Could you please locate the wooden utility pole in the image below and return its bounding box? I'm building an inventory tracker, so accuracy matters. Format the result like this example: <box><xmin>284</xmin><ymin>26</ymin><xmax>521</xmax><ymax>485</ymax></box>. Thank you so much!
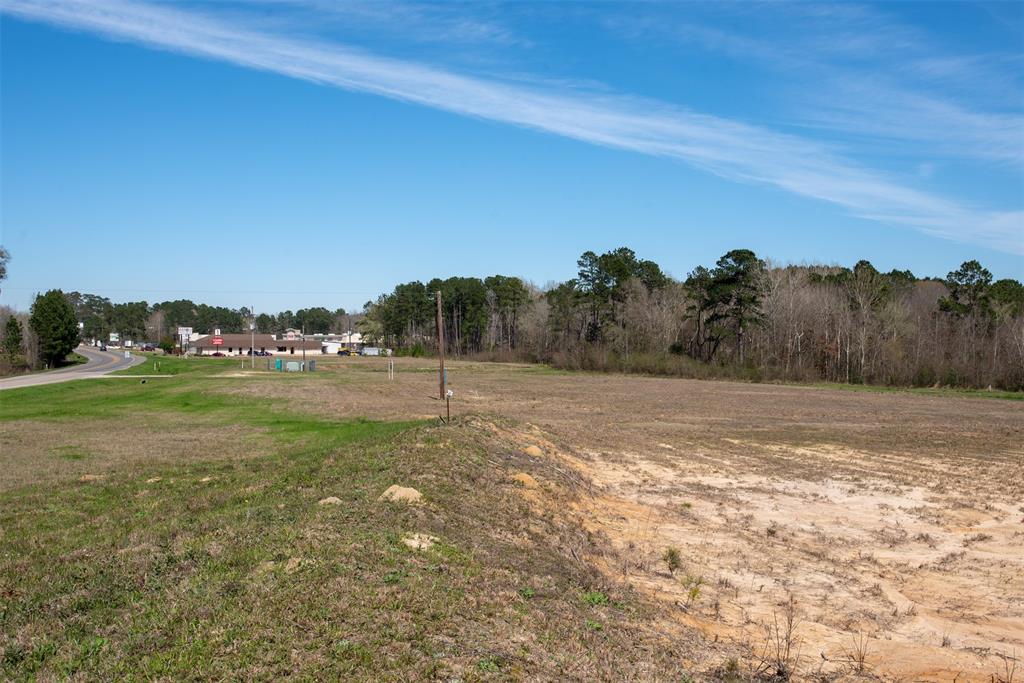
<box><xmin>436</xmin><ymin>291</ymin><xmax>445</xmax><ymax>400</ymax></box>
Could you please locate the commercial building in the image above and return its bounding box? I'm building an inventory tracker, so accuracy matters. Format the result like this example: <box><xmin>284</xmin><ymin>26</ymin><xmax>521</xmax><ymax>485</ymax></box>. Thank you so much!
<box><xmin>313</xmin><ymin>332</ymin><xmax>364</xmax><ymax>354</ymax></box>
<box><xmin>190</xmin><ymin>334</ymin><xmax>323</xmax><ymax>356</ymax></box>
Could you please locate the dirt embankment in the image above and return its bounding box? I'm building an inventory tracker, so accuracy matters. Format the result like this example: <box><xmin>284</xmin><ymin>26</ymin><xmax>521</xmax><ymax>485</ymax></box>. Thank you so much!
<box><xmin>495</xmin><ymin>420</ymin><xmax>1022</xmax><ymax>682</ymax></box>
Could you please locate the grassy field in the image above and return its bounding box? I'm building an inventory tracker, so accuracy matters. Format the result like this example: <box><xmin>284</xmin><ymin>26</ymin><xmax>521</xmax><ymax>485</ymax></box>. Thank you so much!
<box><xmin>810</xmin><ymin>380</ymin><xmax>1024</xmax><ymax>401</ymax></box>
<box><xmin>0</xmin><ymin>365</ymin><xmax>699</xmax><ymax>680</ymax></box>
<box><xmin>190</xmin><ymin>354</ymin><xmax>1023</xmax><ymax>681</ymax></box>
<box><xmin>3</xmin><ymin>355</ymin><xmax>1022</xmax><ymax>680</ymax></box>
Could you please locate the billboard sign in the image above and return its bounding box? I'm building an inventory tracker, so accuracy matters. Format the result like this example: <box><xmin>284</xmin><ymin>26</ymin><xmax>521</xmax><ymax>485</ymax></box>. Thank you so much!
<box><xmin>109</xmin><ymin>332</ymin><xmax>120</xmax><ymax>343</ymax></box>
<box><xmin>176</xmin><ymin>326</ymin><xmax>192</xmax><ymax>339</ymax></box>
<box><xmin>212</xmin><ymin>336</ymin><xmax>224</xmax><ymax>346</ymax></box>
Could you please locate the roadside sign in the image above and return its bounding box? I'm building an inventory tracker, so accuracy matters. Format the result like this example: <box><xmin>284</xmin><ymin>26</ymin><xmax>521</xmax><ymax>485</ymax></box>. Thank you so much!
<box><xmin>177</xmin><ymin>326</ymin><xmax>192</xmax><ymax>338</ymax></box>
<box><xmin>109</xmin><ymin>332</ymin><xmax>120</xmax><ymax>343</ymax></box>
<box><xmin>212</xmin><ymin>337</ymin><xmax>224</xmax><ymax>346</ymax></box>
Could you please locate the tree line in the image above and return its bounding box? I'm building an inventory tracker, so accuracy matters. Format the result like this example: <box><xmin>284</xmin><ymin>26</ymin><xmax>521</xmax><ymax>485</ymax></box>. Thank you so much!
<box><xmin>361</xmin><ymin>248</ymin><xmax>1023</xmax><ymax>390</ymax></box>
<box><xmin>2</xmin><ymin>245</ymin><xmax>1022</xmax><ymax>389</ymax></box>
<box><xmin>1</xmin><ymin>283</ymin><xmax>356</xmax><ymax>372</ymax></box>
<box><xmin>62</xmin><ymin>294</ymin><xmax>353</xmax><ymax>345</ymax></box>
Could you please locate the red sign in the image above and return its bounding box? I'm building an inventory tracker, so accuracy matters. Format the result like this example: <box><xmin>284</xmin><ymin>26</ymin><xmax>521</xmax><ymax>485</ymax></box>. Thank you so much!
<box><xmin>212</xmin><ymin>336</ymin><xmax>224</xmax><ymax>346</ymax></box>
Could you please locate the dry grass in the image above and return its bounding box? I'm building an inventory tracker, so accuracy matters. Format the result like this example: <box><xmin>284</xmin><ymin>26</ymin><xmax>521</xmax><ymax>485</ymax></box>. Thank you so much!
<box><xmin>3</xmin><ymin>355</ymin><xmax>1021</xmax><ymax>680</ymax></box>
<box><xmin>0</xmin><ymin>417</ymin><xmax>271</xmax><ymax>491</ymax></box>
<box><xmin>220</xmin><ymin>356</ymin><xmax>1024</xmax><ymax>680</ymax></box>
<box><xmin>0</xmin><ymin>371</ymin><xmax>722</xmax><ymax>680</ymax></box>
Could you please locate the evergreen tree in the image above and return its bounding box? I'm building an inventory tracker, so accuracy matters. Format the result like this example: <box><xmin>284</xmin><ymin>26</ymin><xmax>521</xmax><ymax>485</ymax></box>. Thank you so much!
<box><xmin>29</xmin><ymin>289</ymin><xmax>79</xmax><ymax>367</ymax></box>
<box><xmin>3</xmin><ymin>315</ymin><xmax>24</xmax><ymax>359</ymax></box>
<box><xmin>940</xmin><ymin>260</ymin><xmax>993</xmax><ymax>317</ymax></box>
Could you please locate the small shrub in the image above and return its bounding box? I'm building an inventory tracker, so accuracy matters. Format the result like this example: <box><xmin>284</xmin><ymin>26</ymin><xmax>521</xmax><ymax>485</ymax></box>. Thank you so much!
<box><xmin>912</xmin><ymin>365</ymin><xmax>937</xmax><ymax>387</ymax></box>
<box><xmin>396</xmin><ymin>343</ymin><xmax>427</xmax><ymax>358</ymax></box>
<box><xmin>682</xmin><ymin>575</ymin><xmax>704</xmax><ymax>607</ymax></box>
<box><xmin>518</xmin><ymin>586</ymin><xmax>535</xmax><ymax>599</ymax></box>
<box><xmin>662</xmin><ymin>546</ymin><xmax>681</xmax><ymax>575</ymax></box>
<box><xmin>582</xmin><ymin>590</ymin><xmax>608</xmax><ymax>606</ymax></box>
<box><xmin>717</xmin><ymin>658</ymin><xmax>743</xmax><ymax>683</ymax></box>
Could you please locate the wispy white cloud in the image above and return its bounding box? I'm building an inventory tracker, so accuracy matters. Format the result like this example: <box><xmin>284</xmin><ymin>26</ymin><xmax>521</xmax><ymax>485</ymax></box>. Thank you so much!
<box><xmin>253</xmin><ymin>0</ymin><xmax>530</xmax><ymax>49</ymax></box>
<box><xmin>798</xmin><ymin>78</ymin><xmax>1024</xmax><ymax>166</ymax></box>
<box><xmin>2</xmin><ymin>0</ymin><xmax>1022</xmax><ymax>255</ymax></box>
<box><xmin>601</xmin><ymin>4</ymin><xmax>1024</xmax><ymax>167</ymax></box>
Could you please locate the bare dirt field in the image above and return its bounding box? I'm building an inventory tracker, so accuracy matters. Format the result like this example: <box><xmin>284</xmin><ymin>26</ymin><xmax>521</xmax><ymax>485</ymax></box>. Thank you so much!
<box><xmin>228</xmin><ymin>357</ymin><xmax>1024</xmax><ymax>680</ymax></box>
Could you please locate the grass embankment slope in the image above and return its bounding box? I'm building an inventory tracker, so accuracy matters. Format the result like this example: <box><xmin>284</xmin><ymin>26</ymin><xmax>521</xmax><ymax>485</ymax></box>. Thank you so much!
<box><xmin>0</xmin><ymin>368</ymin><xmax>694</xmax><ymax>680</ymax></box>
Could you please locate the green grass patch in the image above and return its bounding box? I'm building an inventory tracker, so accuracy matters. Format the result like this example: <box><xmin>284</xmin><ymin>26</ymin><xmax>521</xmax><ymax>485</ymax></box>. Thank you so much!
<box><xmin>114</xmin><ymin>353</ymin><xmax>246</xmax><ymax>376</ymax></box>
<box><xmin>811</xmin><ymin>382</ymin><xmax>1023</xmax><ymax>401</ymax></box>
<box><xmin>48</xmin><ymin>445</ymin><xmax>90</xmax><ymax>461</ymax></box>
<box><xmin>117</xmin><ymin>353</ymin><xmax>350</xmax><ymax>383</ymax></box>
<box><xmin>0</xmin><ymin>374</ymin><xmax>694</xmax><ymax>679</ymax></box>
<box><xmin>0</xmin><ymin>375</ymin><xmax>415</xmax><ymax>453</ymax></box>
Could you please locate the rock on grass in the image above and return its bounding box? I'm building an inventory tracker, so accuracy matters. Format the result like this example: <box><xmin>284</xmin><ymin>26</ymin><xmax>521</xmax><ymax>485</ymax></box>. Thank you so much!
<box><xmin>378</xmin><ymin>485</ymin><xmax>422</xmax><ymax>504</ymax></box>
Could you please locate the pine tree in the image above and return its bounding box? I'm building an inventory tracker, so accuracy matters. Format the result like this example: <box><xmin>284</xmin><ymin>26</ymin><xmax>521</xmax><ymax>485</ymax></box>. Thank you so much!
<box><xmin>29</xmin><ymin>290</ymin><xmax>79</xmax><ymax>367</ymax></box>
<box><xmin>3</xmin><ymin>315</ymin><xmax>24</xmax><ymax>359</ymax></box>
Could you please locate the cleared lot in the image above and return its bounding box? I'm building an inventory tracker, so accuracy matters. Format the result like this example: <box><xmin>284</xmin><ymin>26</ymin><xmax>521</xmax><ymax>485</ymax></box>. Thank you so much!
<box><xmin>234</xmin><ymin>356</ymin><xmax>1024</xmax><ymax>680</ymax></box>
<box><xmin>2</xmin><ymin>354</ymin><xmax>1021</xmax><ymax>680</ymax></box>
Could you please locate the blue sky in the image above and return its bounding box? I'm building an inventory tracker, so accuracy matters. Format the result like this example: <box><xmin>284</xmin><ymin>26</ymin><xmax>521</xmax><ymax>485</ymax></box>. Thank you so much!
<box><xmin>1</xmin><ymin>0</ymin><xmax>1022</xmax><ymax>314</ymax></box>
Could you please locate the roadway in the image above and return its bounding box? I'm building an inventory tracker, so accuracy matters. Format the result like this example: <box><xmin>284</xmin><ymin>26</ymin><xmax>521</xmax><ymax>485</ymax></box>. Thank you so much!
<box><xmin>0</xmin><ymin>345</ymin><xmax>145</xmax><ymax>391</ymax></box>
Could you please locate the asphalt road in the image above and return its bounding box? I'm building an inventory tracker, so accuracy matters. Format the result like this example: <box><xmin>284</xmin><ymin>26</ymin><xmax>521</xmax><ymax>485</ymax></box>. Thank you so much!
<box><xmin>0</xmin><ymin>346</ymin><xmax>145</xmax><ymax>391</ymax></box>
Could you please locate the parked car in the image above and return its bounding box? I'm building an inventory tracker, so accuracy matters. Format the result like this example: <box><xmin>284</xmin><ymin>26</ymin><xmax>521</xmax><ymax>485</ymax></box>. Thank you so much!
<box><xmin>141</xmin><ymin>344</ymin><xmax>156</xmax><ymax>352</ymax></box>
<box><xmin>337</xmin><ymin>349</ymin><xmax>353</xmax><ymax>356</ymax></box>
<box><xmin>211</xmin><ymin>352</ymin><xmax>225</xmax><ymax>357</ymax></box>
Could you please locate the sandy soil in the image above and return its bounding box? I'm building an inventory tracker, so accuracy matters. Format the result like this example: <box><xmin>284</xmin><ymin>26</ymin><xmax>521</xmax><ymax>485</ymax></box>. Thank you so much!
<box><xmin>220</xmin><ymin>358</ymin><xmax>1023</xmax><ymax>679</ymax></box>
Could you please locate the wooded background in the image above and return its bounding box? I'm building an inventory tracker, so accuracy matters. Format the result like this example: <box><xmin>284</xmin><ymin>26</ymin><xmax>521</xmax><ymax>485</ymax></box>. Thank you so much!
<box><xmin>4</xmin><ymin>248</ymin><xmax>1021</xmax><ymax>390</ymax></box>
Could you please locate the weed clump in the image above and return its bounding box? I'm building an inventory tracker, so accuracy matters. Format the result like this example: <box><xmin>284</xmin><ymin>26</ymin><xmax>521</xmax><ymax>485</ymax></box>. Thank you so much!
<box><xmin>662</xmin><ymin>546</ymin><xmax>682</xmax><ymax>575</ymax></box>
